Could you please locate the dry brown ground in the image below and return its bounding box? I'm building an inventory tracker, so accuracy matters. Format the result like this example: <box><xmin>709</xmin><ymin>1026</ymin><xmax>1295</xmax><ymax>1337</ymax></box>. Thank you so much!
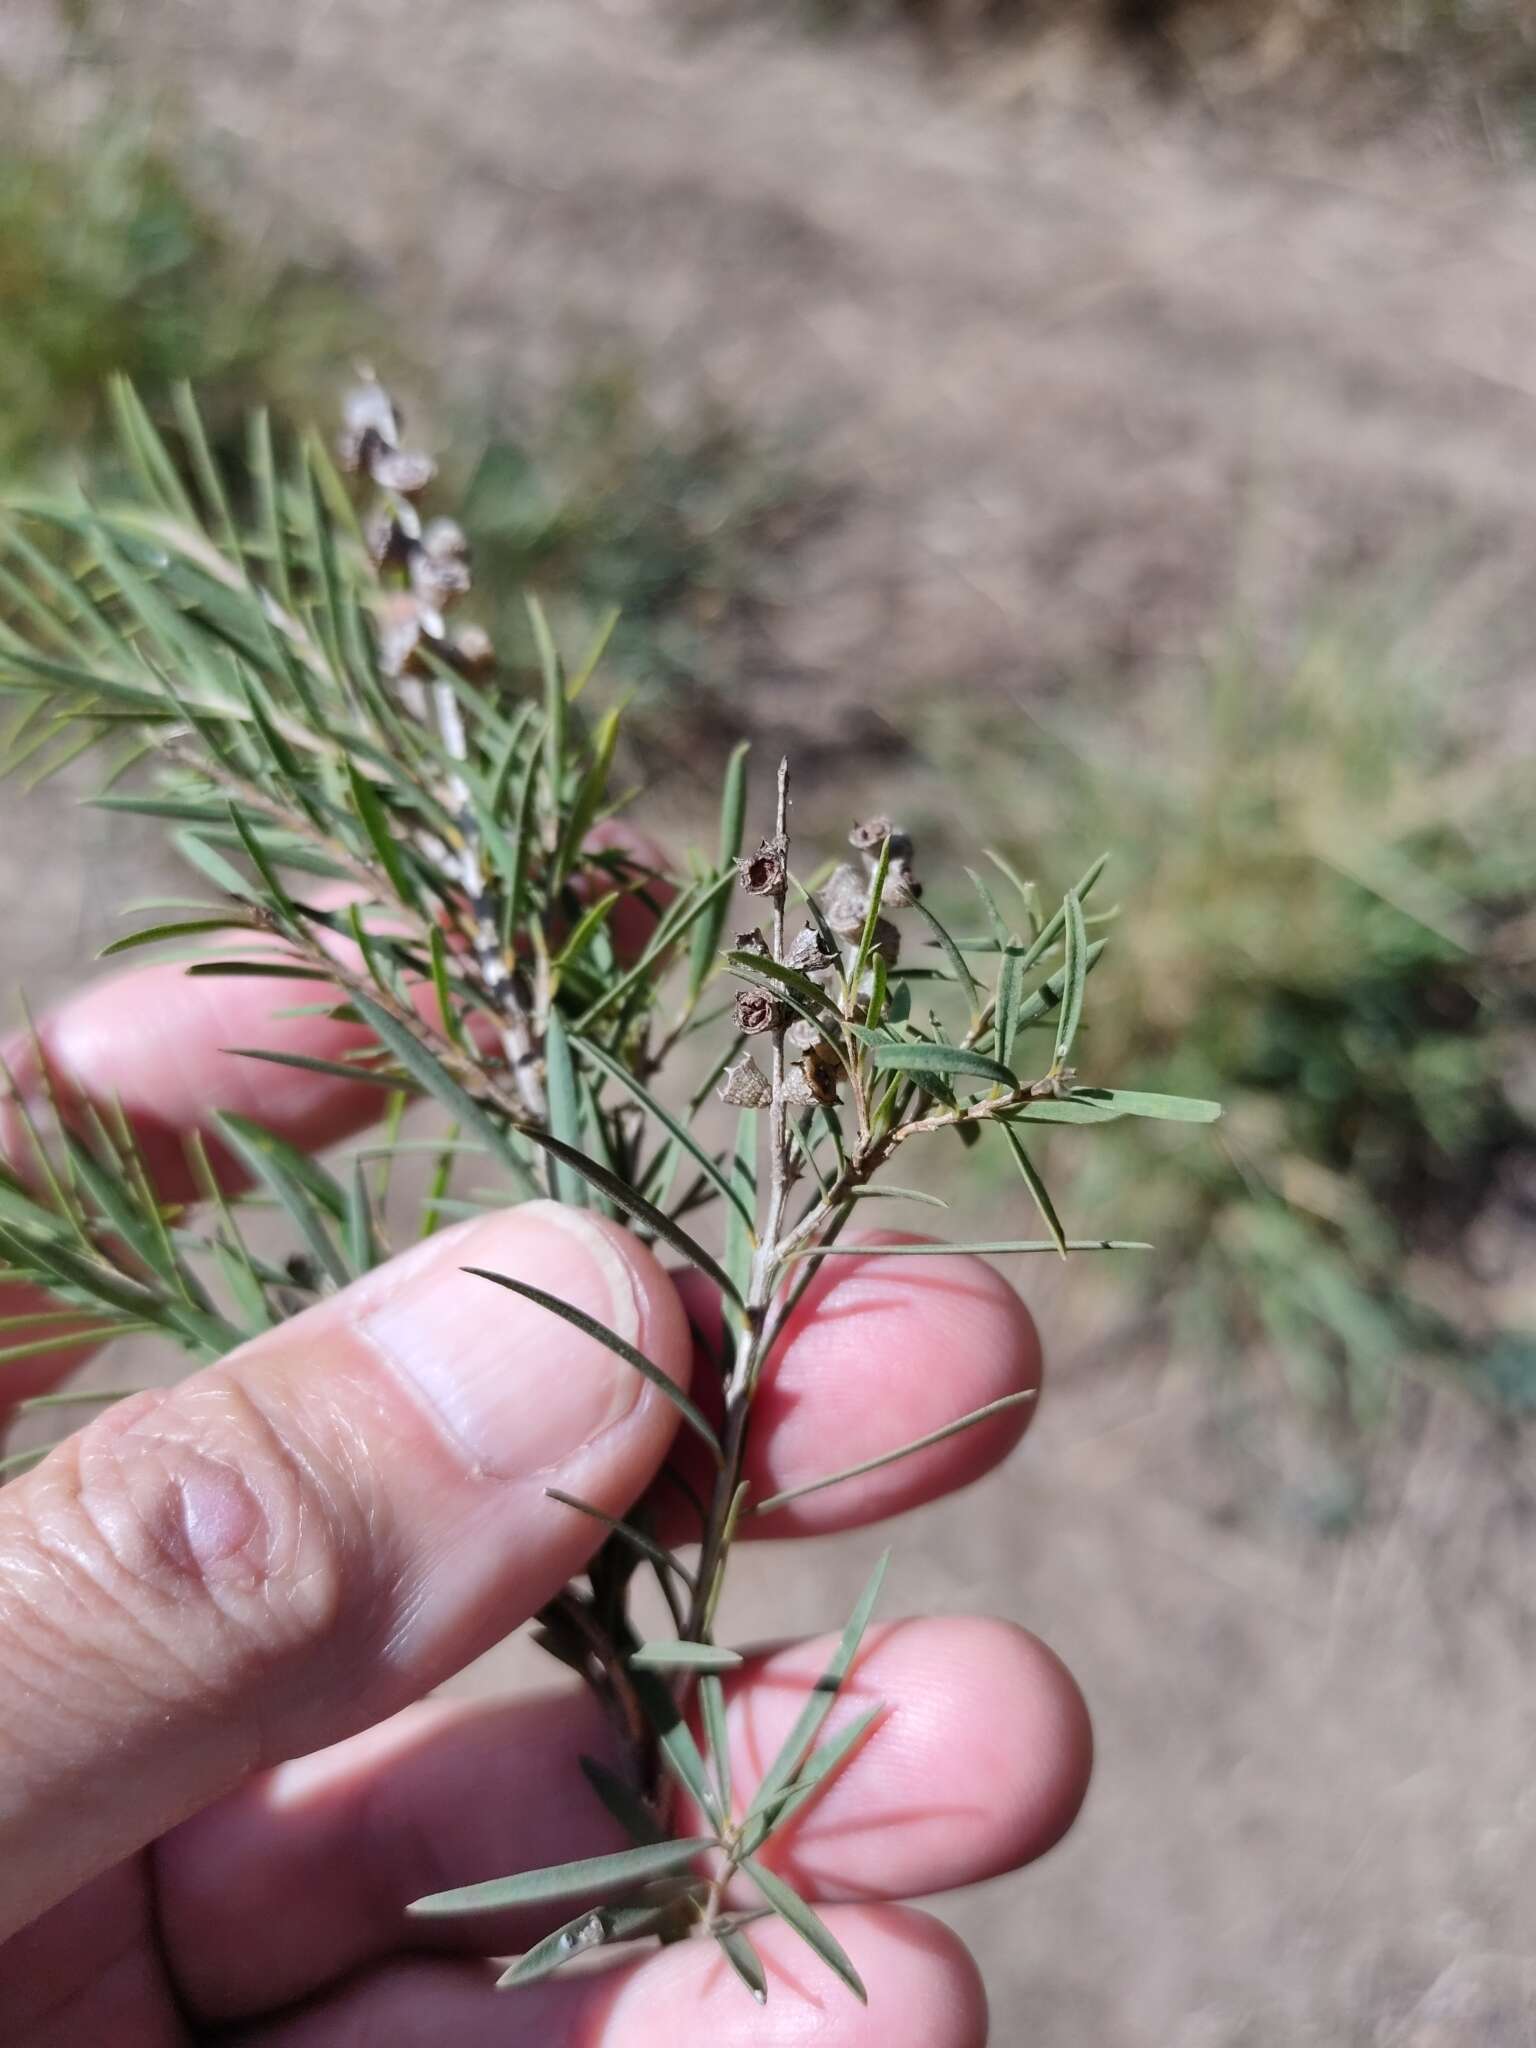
<box><xmin>5</xmin><ymin>2</ymin><xmax>1536</xmax><ymax>2039</ymax></box>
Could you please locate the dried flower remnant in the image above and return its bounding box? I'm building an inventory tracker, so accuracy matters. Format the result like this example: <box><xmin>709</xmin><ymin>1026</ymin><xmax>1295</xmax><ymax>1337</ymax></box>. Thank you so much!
<box><xmin>0</xmin><ymin>373</ymin><xmax>1221</xmax><ymax>2010</ymax></box>
<box><xmin>786</xmin><ymin>921</ymin><xmax>837</xmax><ymax>974</ymax></box>
<box><xmin>719</xmin><ymin>1053</ymin><xmax>772</xmax><ymax>1108</ymax></box>
<box><xmin>739</xmin><ymin>837</ymin><xmax>787</xmax><ymax>896</ymax></box>
<box><xmin>787</xmin><ymin>1042</ymin><xmax>842</xmax><ymax>1106</ymax></box>
<box><xmin>821</xmin><ymin>863</ymin><xmax>868</xmax><ymax>937</ymax></box>
<box><xmin>734</xmin><ymin>988</ymin><xmax>782</xmax><ymax>1036</ymax></box>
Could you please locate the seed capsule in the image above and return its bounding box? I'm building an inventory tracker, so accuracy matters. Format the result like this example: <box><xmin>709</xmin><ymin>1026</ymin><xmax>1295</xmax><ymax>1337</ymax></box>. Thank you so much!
<box><xmin>719</xmin><ymin>1055</ymin><xmax>771</xmax><ymax>1108</ymax></box>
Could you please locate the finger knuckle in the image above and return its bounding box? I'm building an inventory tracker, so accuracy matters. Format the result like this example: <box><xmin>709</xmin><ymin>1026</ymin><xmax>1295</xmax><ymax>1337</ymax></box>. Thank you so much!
<box><xmin>4</xmin><ymin>1379</ymin><xmax>359</xmax><ymax>1718</ymax></box>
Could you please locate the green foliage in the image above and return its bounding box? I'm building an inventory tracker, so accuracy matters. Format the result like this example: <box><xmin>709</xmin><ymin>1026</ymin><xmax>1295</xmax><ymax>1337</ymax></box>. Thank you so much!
<box><xmin>458</xmin><ymin>365</ymin><xmax>814</xmax><ymax>702</ymax></box>
<box><xmin>0</xmin><ymin>380</ymin><xmax>1215</xmax><ymax>1996</ymax></box>
<box><xmin>0</xmin><ymin>110</ymin><xmax>358</xmax><ymax>482</ymax></box>
<box><xmin>930</xmin><ymin>631</ymin><xmax>1535</xmax><ymax>1434</ymax></box>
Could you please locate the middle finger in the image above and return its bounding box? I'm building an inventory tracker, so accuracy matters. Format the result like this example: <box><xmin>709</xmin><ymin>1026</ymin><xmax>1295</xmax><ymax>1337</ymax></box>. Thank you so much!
<box><xmin>155</xmin><ymin>1614</ymin><xmax>1090</xmax><ymax>2023</ymax></box>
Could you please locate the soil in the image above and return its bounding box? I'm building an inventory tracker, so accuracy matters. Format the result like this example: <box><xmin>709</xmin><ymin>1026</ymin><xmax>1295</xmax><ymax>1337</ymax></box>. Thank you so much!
<box><xmin>5</xmin><ymin>2</ymin><xmax>1536</xmax><ymax>2037</ymax></box>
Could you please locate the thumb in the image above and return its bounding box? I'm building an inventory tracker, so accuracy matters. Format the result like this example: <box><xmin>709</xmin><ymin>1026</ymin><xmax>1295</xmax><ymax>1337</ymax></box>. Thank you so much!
<box><xmin>0</xmin><ymin>1201</ymin><xmax>690</xmax><ymax>1940</ymax></box>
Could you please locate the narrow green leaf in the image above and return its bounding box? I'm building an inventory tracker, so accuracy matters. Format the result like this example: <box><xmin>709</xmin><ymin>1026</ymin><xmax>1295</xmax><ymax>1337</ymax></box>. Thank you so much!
<box><xmin>16</xmin><ymin>1386</ymin><xmax>142</xmax><ymax>1411</ymax></box>
<box><xmin>765</xmin><ymin>1702</ymin><xmax>884</xmax><ymax>1831</ymax></box>
<box><xmin>579</xmin><ymin>1756</ymin><xmax>666</xmax><ymax>1846</ymax></box>
<box><xmin>346</xmin><ymin>760</ymin><xmax>415</xmax><ymax>903</ymax></box>
<box><xmin>1011</xmin><ymin>1090</ymin><xmax>1222</xmax><ymax>1126</ymax></box>
<box><xmin>870</xmin><ymin>1043</ymin><xmax>1015</xmax><ymax>1088</ymax></box>
<box><xmin>226</xmin><ymin>1046</ymin><xmax>403</xmax><ymax>1091</ymax></box>
<box><xmin>248</xmin><ymin>408</ymin><xmax>292</xmax><ymax>613</ymax></box>
<box><xmin>631</xmin><ymin>1669</ymin><xmax>724</xmax><ymax>1829</ymax></box>
<box><xmin>998</xmin><ymin>1122</ymin><xmax>1068</xmax><ymax>1258</ymax></box>
<box><xmin>0</xmin><ymin>1323</ymin><xmax>153</xmax><ymax>1365</ymax></box>
<box><xmin>741</xmin><ymin>1701</ymin><xmax>885</xmax><ymax>1856</ymax></box>
<box><xmin>555</xmin><ymin>704</ymin><xmax>621</xmax><ymax>886</ymax></box>
<box><xmin>542</xmin><ymin>1010</ymin><xmax>587</xmax><ymax>1209</ymax></box>
<box><xmin>567</xmin><ymin>605</ymin><xmax>621</xmax><ymax>700</ymax></box>
<box><xmin>508</xmin><ymin>1126</ymin><xmax>746</xmax><ymax>1309</ymax></box>
<box><xmin>1015</xmin><ymin>852</ymin><xmax>1110</xmax><ymax>977</ymax></box>
<box><xmin>849</xmin><ymin>832</ymin><xmax>892</xmax><ymax>1001</ymax></box>
<box><xmin>225</xmin><ymin>803</ymin><xmax>298</xmax><ymax>922</ymax></box>
<box><xmin>911</xmin><ymin>894</ymin><xmax>982</xmax><ymax>1016</ymax></box>
<box><xmin>575</xmin><ymin>1037</ymin><xmax>753</xmax><ymax>1231</ymax></box>
<box><xmin>751</xmin><ymin>1391</ymin><xmax>1036</xmax><ymax>1515</ymax></box>
<box><xmin>545</xmin><ymin>1489</ymin><xmax>696</xmax><ymax>1590</ymax></box>
<box><xmin>701</xmin><ymin>1478</ymin><xmax>750</xmax><ymax>1637</ymax></box>
<box><xmin>983</xmin><ymin>846</ymin><xmax>1037</xmax><ymax>924</ymax></box>
<box><xmin>64</xmin><ymin>1135</ymin><xmax>173</xmax><ymax>1280</ymax></box>
<box><xmin>408</xmin><ymin>1838</ymin><xmax>714</xmax><ymax>1919</ymax></box>
<box><xmin>172</xmin><ymin>381</ymin><xmax>241</xmax><ymax>559</ymax></box>
<box><xmin>501</xmin><ymin>735</ymin><xmax>543</xmax><ymax>948</ymax></box>
<box><xmin>213</xmin><ymin>1113</ymin><xmax>349</xmax><ymax>1288</ymax></box>
<box><xmin>464</xmin><ymin>1267</ymin><xmax>720</xmax><ymax>1454</ymax></box>
<box><xmin>100</xmin><ymin>916</ymin><xmax>251</xmax><ymax>957</ymax></box>
<box><xmin>427</xmin><ymin>926</ymin><xmax>468</xmax><ymax>1054</ymax></box>
<box><xmin>552</xmin><ymin>889</ymin><xmax>620</xmax><ymax>975</ymax></box>
<box><xmin>498</xmin><ymin>1896</ymin><xmax>693</xmax><ymax>1989</ymax></box>
<box><xmin>784</xmin><ymin>1237</ymin><xmax>1151</xmax><ymax>1259</ymax></box>
<box><xmin>344</xmin><ymin>1160</ymin><xmax>381</xmax><ymax>1276</ymax></box>
<box><xmin>573</xmin><ymin>867</ymin><xmax>737</xmax><ymax>1032</ymax></box>
<box><xmin>1054</xmin><ymin>889</ymin><xmax>1087</xmax><ymax>1069</ymax></box>
<box><xmin>300</xmin><ymin>444</ymin><xmax>349</xmax><ymax>681</ymax></box>
<box><xmin>994</xmin><ymin>946</ymin><xmax>1026</xmax><ymax>1074</ymax></box>
<box><xmin>712</xmin><ymin>1923</ymin><xmax>767</xmax><ymax>2003</ymax></box>
<box><xmin>575</xmin><ymin>1069</ymin><xmax>622</xmax><ymax>1223</ymax></box>
<box><xmin>630</xmin><ymin>1641</ymin><xmax>743</xmax><ymax>1672</ymax></box>
<box><xmin>347</xmin><ymin>993</ymin><xmax>539</xmax><ymax>1196</ymax></box>
<box><xmin>701</xmin><ymin>1673</ymin><xmax>732</xmax><ymax>1819</ymax></box>
<box><xmin>215</xmin><ymin>1111</ymin><xmax>346</xmax><ymax>1216</ymax></box>
<box><xmin>109</xmin><ymin>376</ymin><xmax>196</xmax><ymax>523</ymax></box>
<box><xmin>689</xmin><ymin>740</ymin><xmax>749</xmax><ymax>997</ymax></box>
<box><xmin>965</xmin><ymin>867</ymin><xmax>1012</xmax><ymax>948</ymax></box>
<box><xmin>725</xmin><ymin>951</ymin><xmax>833</xmax><ymax>1017</ymax></box>
<box><xmin>176</xmin><ymin>830</ymin><xmax>258</xmax><ymax>903</ymax></box>
<box><xmin>740</xmin><ymin>1858</ymin><xmax>867</xmax><ymax>2003</ymax></box>
<box><xmin>1013</xmin><ymin>936</ymin><xmax>1108</xmax><ymax>1028</ymax></box>
<box><xmin>0</xmin><ymin>1228</ymin><xmax>168</xmax><ymax>1326</ymax></box>
<box><xmin>724</xmin><ymin>1110</ymin><xmax>758</xmax><ymax>1319</ymax></box>
<box><xmin>748</xmin><ymin>1552</ymin><xmax>888</xmax><ymax>1822</ymax></box>
<box><xmin>527</xmin><ymin>593</ymin><xmax>566</xmax><ymax>808</ymax></box>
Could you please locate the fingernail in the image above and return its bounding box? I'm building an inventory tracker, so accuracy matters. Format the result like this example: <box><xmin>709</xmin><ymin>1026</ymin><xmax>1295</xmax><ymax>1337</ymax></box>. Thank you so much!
<box><xmin>356</xmin><ymin>1204</ymin><xmax>647</xmax><ymax>1478</ymax></box>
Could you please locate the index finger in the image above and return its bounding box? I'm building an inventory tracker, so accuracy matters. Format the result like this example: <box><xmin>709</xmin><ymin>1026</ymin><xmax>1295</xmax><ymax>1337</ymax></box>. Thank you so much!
<box><xmin>0</xmin><ymin>827</ymin><xmax>673</xmax><ymax>1414</ymax></box>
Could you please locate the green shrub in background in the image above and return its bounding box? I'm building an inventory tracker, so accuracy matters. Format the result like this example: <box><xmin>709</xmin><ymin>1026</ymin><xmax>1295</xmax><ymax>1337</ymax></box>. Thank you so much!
<box><xmin>458</xmin><ymin>364</ymin><xmax>815</xmax><ymax>709</ymax></box>
<box><xmin>925</xmin><ymin>625</ymin><xmax>1536</xmax><ymax>1452</ymax></box>
<box><xmin>0</xmin><ymin>110</ymin><xmax>805</xmax><ymax>720</ymax></box>
<box><xmin>0</xmin><ymin>110</ymin><xmax>360</xmax><ymax>480</ymax></box>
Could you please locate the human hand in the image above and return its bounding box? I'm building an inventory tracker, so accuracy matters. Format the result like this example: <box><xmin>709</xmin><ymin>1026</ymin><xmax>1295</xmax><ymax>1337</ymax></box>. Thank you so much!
<box><xmin>0</xmin><ymin>956</ymin><xmax>1091</xmax><ymax>2045</ymax></box>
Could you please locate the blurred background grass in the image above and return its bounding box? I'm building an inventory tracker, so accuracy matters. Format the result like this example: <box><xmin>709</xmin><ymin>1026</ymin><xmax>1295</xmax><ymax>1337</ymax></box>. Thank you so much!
<box><xmin>4</xmin><ymin>1</ymin><xmax>1536</xmax><ymax>2037</ymax></box>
